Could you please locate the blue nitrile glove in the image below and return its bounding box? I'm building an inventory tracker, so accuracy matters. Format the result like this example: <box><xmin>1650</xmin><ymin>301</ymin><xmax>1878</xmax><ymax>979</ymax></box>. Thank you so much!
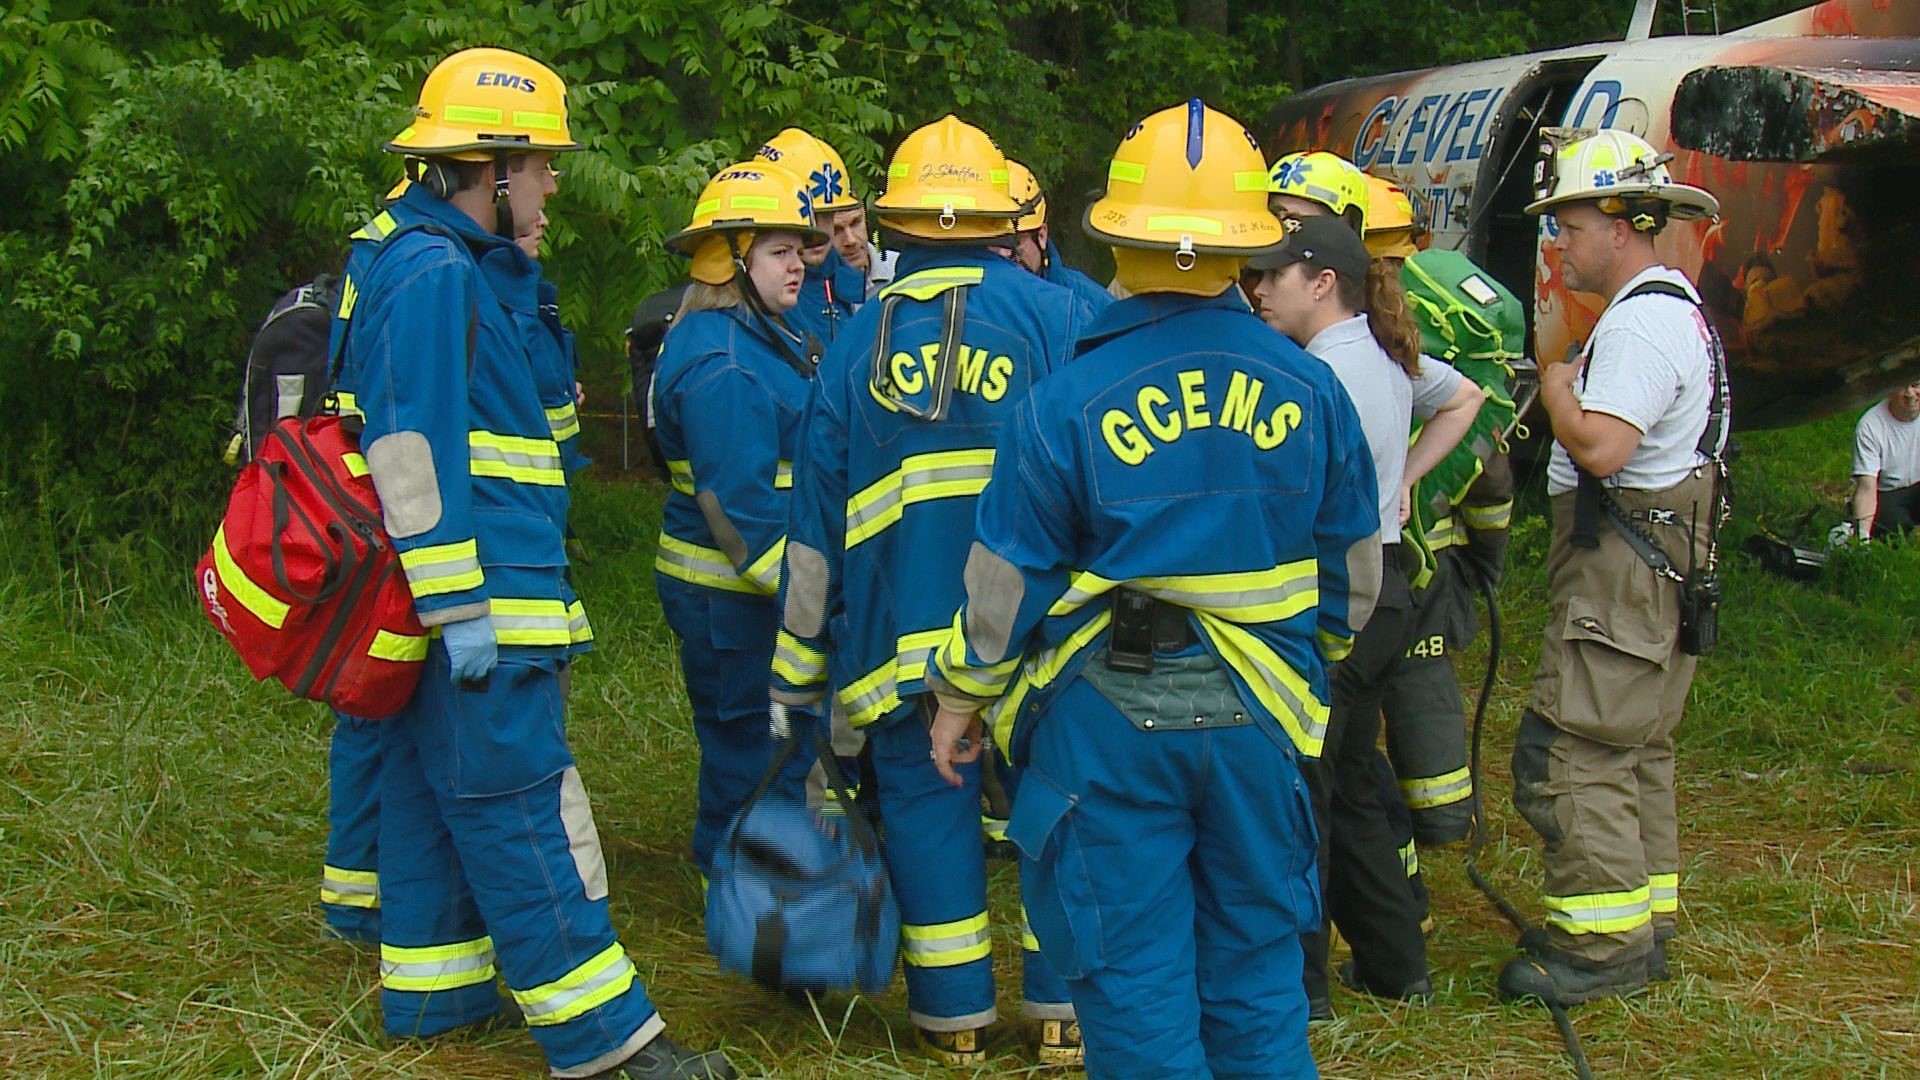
<box><xmin>443</xmin><ymin>614</ymin><xmax>498</xmax><ymax>687</ymax></box>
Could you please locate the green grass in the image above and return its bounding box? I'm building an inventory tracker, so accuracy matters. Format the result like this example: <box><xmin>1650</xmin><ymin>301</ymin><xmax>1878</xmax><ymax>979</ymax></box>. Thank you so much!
<box><xmin>2</xmin><ymin>411</ymin><xmax>1917</xmax><ymax>1078</ymax></box>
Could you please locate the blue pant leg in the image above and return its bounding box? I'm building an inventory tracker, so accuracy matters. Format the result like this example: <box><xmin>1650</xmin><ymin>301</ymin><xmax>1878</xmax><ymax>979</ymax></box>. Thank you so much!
<box><xmin>1018</xmin><ymin>679</ymin><xmax>1207</xmax><ymax>1079</ymax></box>
<box><xmin>409</xmin><ymin>645</ymin><xmax>665</xmax><ymax>1075</ymax></box>
<box><xmin>657</xmin><ymin>580</ymin><xmax>811</xmax><ymax>872</ymax></box>
<box><xmin>378</xmin><ymin>684</ymin><xmax>500</xmax><ymax>1038</ymax></box>
<box><xmin>1191</xmin><ymin>726</ymin><xmax>1319</xmax><ymax>1080</ymax></box>
<box><xmin>867</xmin><ymin>714</ymin><xmax>996</xmax><ymax>1031</ymax></box>
<box><xmin>1003</xmin><ymin>761</ymin><xmax>1072</xmax><ymax>1018</ymax></box>
<box><xmin>323</xmin><ymin>711</ymin><xmax>382</xmax><ymax>942</ymax></box>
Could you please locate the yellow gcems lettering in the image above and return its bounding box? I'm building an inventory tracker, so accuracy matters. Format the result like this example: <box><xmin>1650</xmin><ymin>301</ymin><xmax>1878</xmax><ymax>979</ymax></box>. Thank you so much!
<box><xmin>1101</xmin><ymin>368</ymin><xmax>1303</xmax><ymax>464</ymax></box>
<box><xmin>890</xmin><ymin>343</ymin><xmax>1016</xmax><ymax>403</ymax></box>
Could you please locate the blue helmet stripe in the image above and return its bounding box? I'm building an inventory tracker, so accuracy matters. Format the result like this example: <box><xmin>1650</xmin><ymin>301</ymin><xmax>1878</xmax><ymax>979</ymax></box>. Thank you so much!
<box><xmin>1186</xmin><ymin>98</ymin><xmax>1205</xmax><ymax>170</ymax></box>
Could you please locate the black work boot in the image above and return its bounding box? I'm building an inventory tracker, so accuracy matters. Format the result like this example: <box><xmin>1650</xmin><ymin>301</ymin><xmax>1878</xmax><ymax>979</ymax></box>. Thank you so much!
<box><xmin>1649</xmin><ymin>926</ymin><xmax>1676</xmax><ymax>982</ymax></box>
<box><xmin>1338</xmin><ymin>960</ymin><xmax>1433</xmax><ymax>1003</ymax></box>
<box><xmin>588</xmin><ymin>1034</ymin><xmax>737</xmax><ymax>1079</ymax></box>
<box><xmin>1306</xmin><ymin>993</ymin><xmax>1334</xmax><ymax>1023</ymax></box>
<box><xmin>1498</xmin><ymin>943</ymin><xmax>1649</xmax><ymax>1006</ymax></box>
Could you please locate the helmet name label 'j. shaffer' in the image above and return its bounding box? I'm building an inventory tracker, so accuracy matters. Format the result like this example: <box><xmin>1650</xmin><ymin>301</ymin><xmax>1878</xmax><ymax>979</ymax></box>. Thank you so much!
<box><xmin>881</xmin><ymin>344</ymin><xmax>1014</xmax><ymax>404</ymax></box>
<box><xmin>1099</xmin><ymin>367</ymin><xmax>1304</xmax><ymax>465</ymax></box>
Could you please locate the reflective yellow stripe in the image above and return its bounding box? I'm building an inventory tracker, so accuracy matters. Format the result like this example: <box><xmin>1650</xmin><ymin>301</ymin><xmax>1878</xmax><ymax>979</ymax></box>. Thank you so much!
<box><xmin>985</xmin><ymin>610</ymin><xmax>1114</xmax><ymax>758</ymax></box>
<box><xmin>837</xmin><ymin>628</ymin><xmax>955</xmax><ymax>727</ymax></box>
<box><xmin>730</xmin><ymin>194</ymin><xmax>781</xmax><ymax>211</ymax></box>
<box><xmin>211</xmin><ymin>524</ymin><xmax>289</xmax><ymax>629</ymax></box>
<box><xmin>1399</xmin><ymin>766</ymin><xmax>1472</xmax><ymax>810</ymax></box>
<box><xmin>1318</xmin><ymin>627</ymin><xmax>1354</xmax><ymax>663</ymax></box>
<box><xmin>511</xmin><ymin>942</ymin><xmax>636</xmax><ymax>1026</ymax></box>
<box><xmin>775</xmin><ymin>460</ymin><xmax>794</xmax><ymax>490</ymax></box>
<box><xmin>492</xmin><ymin>598</ymin><xmax>573</xmax><ymax>647</ymax></box>
<box><xmin>1130</xmin><ymin>561</ymin><xmax>1317</xmax><ymax>624</ymax></box>
<box><xmin>443</xmin><ymin>104</ymin><xmax>504</xmax><ymax>125</ymax></box>
<box><xmin>1544</xmin><ymin>886</ymin><xmax>1652</xmax><ymax>936</ymax></box>
<box><xmin>1197</xmin><ymin>615</ymin><xmax>1329</xmax><ymax>758</ymax></box>
<box><xmin>1461</xmin><ymin>500</ymin><xmax>1513</xmax><ymax>531</ymax></box>
<box><xmin>1425</xmin><ymin>513</ymin><xmax>1465</xmax><ymax>551</ymax></box>
<box><xmin>845</xmin><ymin>448</ymin><xmax>995</xmax><ymax>548</ymax></box>
<box><xmin>1145</xmin><ymin>214</ymin><xmax>1223</xmax><ymax>236</ymax></box>
<box><xmin>1108</xmin><ymin>161</ymin><xmax>1146</xmax><ymax>184</ymax></box>
<box><xmin>381</xmin><ymin>936</ymin><xmax>496</xmax><ymax>992</ymax></box>
<box><xmin>545</xmin><ymin>402</ymin><xmax>581</xmax><ymax>443</ymax></box>
<box><xmin>342</xmin><ymin>452</ymin><xmax>370</xmax><ymax>478</ymax></box>
<box><xmin>772</xmin><ymin>630</ymin><xmax>828</xmax><ymax>688</ymax></box>
<box><xmin>936</xmin><ymin>613</ymin><xmax>1022</xmax><ymax>699</ymax></box>
<box><xmin>741</xmin><ymin>538</ymin><xmax>785</xmax><ymax>594</ymax></box>
<box><xmin>918</xmin><ymin>193</ymin><xmax>979</xmax><ymax>208</ymax></box>
<box><xmin>512</xmin><ymin>110</ymin><xmax>563</xmax><ymax>131</ymax></box>
<box><xmin>653</xmin><ymin>534</ymin><xmax>757</xmax><ymax>594</ymax></box>
<box><xmin>348</xmin><ymin>211</ymin><xmax>398</xmax><ymax>243</ymax></box>
<box><xmin>399</xmin><ymin>539</ymin><xmax>484</xmax><ymax>598</ymax></box>
<box><xmin>881</xmin><ymin>267</ymin><xmax>986</xmax><ymax>301</ymax></box>
<box><xmin>1233</xmin><ymin>170</ymin><xmax>1270</xmax><ymax>191</ymax></box>
<box><xmin>1020</xmin><ymin>911</ymin><xmax>1040</xmax><ymax>953</ymax></box>
<box><xmin>368</xmin><ymin>629</ymin><xmax>430</xmax><ymax>663</ymax></box>
<box><xmin>901</xmin><ymin>912</ymin><xmax>992</xmax><ymax>968</ymax></box>
<box><xmin>568</xmin><ymin>599</ymin><xmax>593</xmax><ymax>645</ymax></box>
<box><xmin>666</xmin><ymin>459</ymin><xmax>695</xmax><ymax>496</ymax></box>
<box><xmin>1649</xmin><ymin>873</ymin><xmax>1679</xmax><ymax>914</ymax></box>
<box><xmin>320</xmin><ymin>865</ymin><xmax>379</xmax><ymax>909</ymax></box>
<box><xmin>333</xmin><ymin>389</ymin><xmax>362</xmax><ymax>419</ymax></box>
<box><xmin>469</xmin><ymin>430</ymin><xmax>564</xmax><ymax>486</ymax></box>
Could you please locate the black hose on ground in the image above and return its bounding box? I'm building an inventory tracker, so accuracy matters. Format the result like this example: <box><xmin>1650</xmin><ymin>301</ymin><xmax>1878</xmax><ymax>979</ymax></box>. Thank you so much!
<box><xmin>1464</xmin><ymin>566</ymin><xmax>1595</xmax><ymax>1080</ymax></box>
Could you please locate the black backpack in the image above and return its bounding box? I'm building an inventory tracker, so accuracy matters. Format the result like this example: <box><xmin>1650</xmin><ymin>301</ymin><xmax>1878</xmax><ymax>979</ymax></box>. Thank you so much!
<box><xmin>627</xmin><ymin>282</ymin><xmax>690</xmax><ymax>478</ymax></box>
<box><xmin>224</xmin><ymin>275</ymin><xmax>342</xmax><ymax>465</ymax></box>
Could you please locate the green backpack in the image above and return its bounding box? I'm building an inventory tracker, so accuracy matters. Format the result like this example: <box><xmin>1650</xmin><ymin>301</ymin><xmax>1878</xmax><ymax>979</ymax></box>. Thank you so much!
<box><xmin>1400</xmin><ymin>249</ymin><xmax>1523</xmax><ymax>586</ymax></box>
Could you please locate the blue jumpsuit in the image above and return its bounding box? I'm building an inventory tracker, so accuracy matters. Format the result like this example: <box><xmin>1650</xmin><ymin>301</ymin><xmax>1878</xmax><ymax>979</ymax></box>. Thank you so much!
<box><xmin>932</xmin><ymin>289</ymin><xmax>1382</xmax><ymax>1078</ymax></box>
<box><xmin>785</xmin><ymin>247</ymin><xmax>865</xmax><ymax>348</ymax></box>
<box><xmin>335</xmin><ymin>186</ymin><xmax>658</xmax><ymax>1074</ymax></box>
<box><xmin>771</xmin><ymin>247</ymin><xmax>1084</xmax><ymax>1031</ymax></box>
<box><xmin>651</xmin><ymin>303</ymin><xmax>818</xmax><ymax>873</ymax></box>
<box><xmin>318</xmin><ymin>232</ymin><xmax>593</xmax><ymax>949</ymax></box>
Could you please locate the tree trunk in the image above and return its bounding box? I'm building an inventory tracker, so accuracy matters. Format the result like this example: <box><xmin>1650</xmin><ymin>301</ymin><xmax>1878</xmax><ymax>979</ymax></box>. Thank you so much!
<box><xmin>1184</xmin><ymin>0</ymin><xmax>1229</xmax><ymax>36</ymax></box>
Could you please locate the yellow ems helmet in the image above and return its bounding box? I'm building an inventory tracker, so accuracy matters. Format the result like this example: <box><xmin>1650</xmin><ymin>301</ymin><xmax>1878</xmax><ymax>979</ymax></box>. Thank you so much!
<box><xmin>665</xmin><ymin>161</ymin><xmax>827</xmax><ymax>285</ymax></box>
<box><xmin>1267</xmin><ymin>150</ymin><xmax>1370</xmax><ymax>233</ymax></box>
<box><xmin>1007</xmin><ymin>159</ymin><xmax>1047</xmax><ymax>233</ymax></box>
<box><xmin>1084</xmin><ymin>99</ymin><xmax>1283</xmax><ymax>295</ymax></box>
<box><xmin>1362</xmin><ymin>174</ymin><xmax>1423</xmax><ymax>259</ymax></box>
<box><xmin>755</xmin><ymin>127</ymin><xmax>861</xmax><ymax>215</ymax></box>
<box><xmin>1525</xmin><ymin>128</ymin><xmax>1718</xmax><ymax>228</ymax></box>
<box><xmin>872</xmin><ymin>115</ymin><xmax>1022</xmax><ymax>242</ymax></box>
<box><xmin>385</xmin><ymin>48</ymin><xmax>582</xmax><ymax>161</ymax></box>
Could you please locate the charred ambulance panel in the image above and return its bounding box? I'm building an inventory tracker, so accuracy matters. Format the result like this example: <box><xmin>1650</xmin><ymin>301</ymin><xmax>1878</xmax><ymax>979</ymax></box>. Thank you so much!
<box><xmin>1262</xmin><ymin>0</ymin><xmax>1920</xmax><ymax>429</ymax></box>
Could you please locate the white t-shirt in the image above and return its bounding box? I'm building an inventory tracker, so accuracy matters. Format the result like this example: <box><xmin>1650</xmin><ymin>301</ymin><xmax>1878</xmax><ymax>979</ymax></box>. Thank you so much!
<box><xmin>1307</xmin><ymin>315</ymin><xmax>1464</xmax><ymax>543</ymax></box>
<box><xmin>1547</xmin><ymin>266</ymin><xmax>1725</xmax><ymax>495</ymax></box>
<box><xmin>1852</xmin><ymin>400</ymin><xmax>1920</xmax><ymax>491</ymax></box>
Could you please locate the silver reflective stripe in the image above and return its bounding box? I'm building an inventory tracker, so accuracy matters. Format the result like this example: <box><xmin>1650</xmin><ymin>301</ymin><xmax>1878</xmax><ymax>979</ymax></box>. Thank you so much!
<box><xmin>845</xmin><ymin>459</ymin><xmax>995</xmax><ymax>545</ymax></box>
<box><xmin>657</xmin><ymin>542</ymin><xmax>742</xmax><ymax>583</ymax></box>
<box><xmin>404</xmin><ymin>555</ymin><xmax>483</xmax><ymax>590</ymax></box>
<box><xmin>898</xmin><ymin>640</ymin><xmax>939</xmax><ymax>675</ymax></box>
<box><xmin>1239</xmin><ymin>648</ymin><xmax>1329</xmax><ymax>748</ymax></box>
<box><xmin>901</xmin><ymin>924</ymin><xmax>992</xmax><ymax>962</ymax></box>
<box><xmin>774</xmin><ymin>639</ymin><xmax>825</xmax><ymax>681</ymax></box>
<box><xmin>519</xmin><ymin>951</ymin><xmax>636</xmax><ymax>1023</ymax></box>
<box><xmin>842</xmin><ymin>671</ymin><xmax>896</xmax><ymax>723</ymax></box>
<box><xmin>470</xmin><ymin>440</ymin><xmax>562</xmax><ymax>476</ymax></box>
<box><xmin>492</xmin><ymin>610</ymin><xmax>570</xmax><ymax>636</ymax></box>
<box><xmin>275</xmin><ymin>373</ymin><xmax>307</xmax><ymax>420</ymax></box>
<box><xmin>382</xmin><ymin>947</ymin><xmax>495</xmax><ymax>988</ymax></box>
<box><xmin>1141</xmin><ymin>576</ymin><xmax>1315</xmax><ymax>612</ymax></box>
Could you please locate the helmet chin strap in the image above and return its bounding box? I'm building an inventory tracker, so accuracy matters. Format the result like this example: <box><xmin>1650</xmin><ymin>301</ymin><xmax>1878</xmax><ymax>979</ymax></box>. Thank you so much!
<box><xmin>727</xmin><ymin>233</ymin><xmax>817</xmax><ymax>372</ymax></box>
<box><xmin>492</xmin><ymin>152</ymin><xmax>515</xmax><ymax>239</ymax></box>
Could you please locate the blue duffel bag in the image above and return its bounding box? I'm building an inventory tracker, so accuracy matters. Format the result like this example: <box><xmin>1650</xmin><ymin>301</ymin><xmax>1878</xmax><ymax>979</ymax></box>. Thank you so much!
<box><xmin>706</xmin><ymin>732</ymin><xmax>898</xmax><ymax>993</ymax></box>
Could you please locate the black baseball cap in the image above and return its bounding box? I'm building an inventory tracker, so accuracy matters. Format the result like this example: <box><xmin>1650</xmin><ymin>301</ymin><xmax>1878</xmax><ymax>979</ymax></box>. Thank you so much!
<box><xmin>1246</xmin><ymin>214</ymin><xmax>1371</xmax><ymax>279</ymax></box>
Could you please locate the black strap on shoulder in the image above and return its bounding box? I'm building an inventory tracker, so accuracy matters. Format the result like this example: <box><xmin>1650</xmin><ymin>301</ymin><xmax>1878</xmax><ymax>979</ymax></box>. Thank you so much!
<box><xmin>1619</xmin><ymin>279</ymin><xmax>1730</xmax><ymax>460</ymax></box>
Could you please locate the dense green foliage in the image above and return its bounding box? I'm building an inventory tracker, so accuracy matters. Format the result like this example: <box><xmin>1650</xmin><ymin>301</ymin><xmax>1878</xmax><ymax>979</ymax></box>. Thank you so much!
<box><xmin>0</xmin><ymin>0</ymin><xmax>1799</xmax><ymax>536</ymax></box>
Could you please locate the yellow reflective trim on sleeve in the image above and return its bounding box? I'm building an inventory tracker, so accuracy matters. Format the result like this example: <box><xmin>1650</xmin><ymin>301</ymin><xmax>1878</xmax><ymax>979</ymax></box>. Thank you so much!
<box><xmin>666</xmin><ymin>458</ymin><xmax>695</xmax><ymax>496</ymax></box>
<box><xmin>469</xmin><ymin>430</ymin><xmax>565</xmax><ymax>486</ymax></box>
<box><xmin>1318</xmin><ymin>627</ymin><xmax>1354</xmax><ymax>663</ymax></box>
<box><xmin>772</xmin><ymin>629</ymin><xmax>828</xmax><ymax>687</ymax></box>
<box><xmin>341</xmin><ymin>452</ymin><xmax>370</xmax><ymax>478</ymax></box>
<box><xmin>348</xmin><ymin>211</ymin><xmax>398</xmax><ymax>243</ymax></box>
<box><xmin>511</xmin><ymin>942</ymin><xmax>637</xmax><ymax>1026</ymax></box>
<box><xmin>399</xmin><ymin>539</ymin><xmax>485</xmax><ymax>598</ymax></box>
<box><xmin>654</xmin><ymin>533</ymin><xmax>758</xmax><ymax>594</ymax></box>
<box><xmin>368</xmin><ymin>629</ymin><xmax>430</xmax><ymax>663</ymax></box>
<box><xmin>545</xmin><ymin>402</ymin><xmax>581</xmax><ymax>443</ymax></box>
<box><xmin>1461</xmin><ymin>500</ymin><xmax>1513</xmax><ymax>531</ymax></box>
<box><xmin>880</xmin><ymin>267</ymin><xmax>986</xmax><ymax>302</ymax></box>
<box><xmin>741</xmin><ymin>537</ymin><xmax>785</xmax><ymax>594</ymax></box>
<box><xmin>935</xmin><ymin>613</ymin><xmax>1021</xmax><ymax>699</ymax></box>
<box><xmin>1399</xmin><ymin>766</ymin><xmax>1472</xmax><ymax>810</ymax></box>
<box><xmin>212</xmin><ymin>524</ymin><xmax>290</xmax><ymax>629</ymax></box>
